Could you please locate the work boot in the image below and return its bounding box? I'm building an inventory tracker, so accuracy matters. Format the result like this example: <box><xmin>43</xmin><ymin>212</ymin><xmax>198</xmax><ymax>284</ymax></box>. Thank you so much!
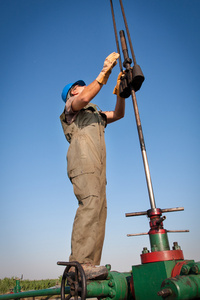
<box><xmin>81</xmin><ymin>264</ymin><xmax>108</xmax><ymax>280</ymax></box>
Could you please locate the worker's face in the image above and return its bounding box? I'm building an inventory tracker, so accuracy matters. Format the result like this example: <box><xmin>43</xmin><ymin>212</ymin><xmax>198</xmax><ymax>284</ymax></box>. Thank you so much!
<box><xmin>70</xmin><ymin>84</ymin><xmax>85</xmax><ymax>96</ymax></box>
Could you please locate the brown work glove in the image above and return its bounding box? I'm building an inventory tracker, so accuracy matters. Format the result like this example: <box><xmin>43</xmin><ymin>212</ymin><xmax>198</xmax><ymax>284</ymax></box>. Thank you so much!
<box><xmin>96</xmin><ymin>52</ymin><xmax>120</xmax><ymax>85</ymax></box>
<box><xmin>113</xmin><ymin>71</ymin><xmax>124</xmax><ymax>96</ymax></box>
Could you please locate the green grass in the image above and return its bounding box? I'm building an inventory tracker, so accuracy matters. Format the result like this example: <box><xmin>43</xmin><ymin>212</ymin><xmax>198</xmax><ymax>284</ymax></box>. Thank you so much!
<box><xmin>0</xmin><ymin>277</ymin><xmax>62</xmax><ymax>294</ymax></box>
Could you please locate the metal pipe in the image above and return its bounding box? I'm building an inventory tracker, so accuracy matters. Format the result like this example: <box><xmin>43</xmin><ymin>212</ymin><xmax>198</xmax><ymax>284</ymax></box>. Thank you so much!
<box><xmin>161</xmin><ymin>207</ymin><xmax>184</xmax><ymax>213</ymax></box>
<box><xmin>131</xmin><ymin>89</ymin><xmax>156</xmax><ymax>209</ymax></box>
<box><xmin>119</xmin><ymin>28</ymin><xmax>156</xmax><ymax>209</ymax></box>
<box><xmin>109</xmin><ymin>0</ymin><xmax>123</xmax><ymax>71</ymax></box>
<box><xmin>0</xmin><ymin>272</ymin><xmax>131</xmax><ymax>300</ymax></box>
<box><xmin>126</xmin><ymin>210</ymin><xmax>147</xmax><ymax>217</ymax></box>
<box><xmin>166</xmin><ymin>230</ymin><xmax>189</xmax><ymax>233</ymax></box>
<box><xmin>119</xmin><ymin>0</ymin><xmax>137</xmax><ymax>65</ymax></box>
<box><xmin>127</xmin><ymin>232</ymin><xmax>148</xmax><ymax>237</ymax></box>
<box><xmin>158</xmin><ymin>274</ymin><xmax>200</xmax><ymax>299</ymax></box>
<box><xmin>0</xmin><ymin>286</ymin><xmax>70</xmax><ymax>300</ymax></box>
<box><xmin>119</xmin><ymin>30</ymin><xmax>132</xmax><ymax>70</ymax></box>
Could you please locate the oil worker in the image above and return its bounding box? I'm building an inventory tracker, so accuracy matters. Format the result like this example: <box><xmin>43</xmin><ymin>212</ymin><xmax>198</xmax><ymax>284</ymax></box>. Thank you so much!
<box><xmin>60</xmin><ymin>52</ymin><xmax>125</xmax><ymax>280</ymax></box>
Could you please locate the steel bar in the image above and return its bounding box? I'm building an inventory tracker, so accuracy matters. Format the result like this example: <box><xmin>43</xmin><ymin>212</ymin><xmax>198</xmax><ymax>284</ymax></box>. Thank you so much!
<box><xmin>110</xmin><ymin>0</ymin><xmax>123</xmax><ymax>71</ymax></box>
<box><xmin>119</xmin><ymin>0</ymin><xmax>137</xmax><ymax>65</ymax></box>
<box><xmin>126</xmin><ymin>207</ymin><xmax>184</xmax><ymax>217</ymax></box>
<box><xmin>166</xmin><ymin>230</ymin><xmax>189</xmax><ymax>233</ymax></box>
<box><xmin>126</xmin><ymin>210</ymin><xmax>147</xmax><ymax>217</ymax></box>
<box><xmin>117</xmin><ymin>1</ymin><xmax>155</xmax><ymax>210</ymax></box>
<box><xmin>131</xmin><ymin>89</ymin><xmax>156</xmax><ymax>209</ymax></box>
<box><xmin>127</xmin><ymin>232</ymin><xmax>148</xmax><ymax>237</ymax></box>
<box><xmin>119</xmin><ymin>26</ymin><xmax>156</xmax><ymax>209</ymax></box>
<box><xmin>161</xmin><ymin>207</ymin><xmax>184</xmax><ymax>213</ymax></box>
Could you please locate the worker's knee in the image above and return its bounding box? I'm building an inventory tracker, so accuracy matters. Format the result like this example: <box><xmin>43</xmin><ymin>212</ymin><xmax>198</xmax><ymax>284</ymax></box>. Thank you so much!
<box><xmin>71</xmin><ymin>172</ymin><xmax>101</xmax><ymax>201</ymax></box>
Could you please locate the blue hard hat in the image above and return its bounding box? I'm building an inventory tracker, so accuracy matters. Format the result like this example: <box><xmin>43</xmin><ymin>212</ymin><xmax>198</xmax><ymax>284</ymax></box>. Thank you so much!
<box><xmin>61</xmin><ymin>80</ymin><xmax>86</xmax><ymax>103</ymax></box>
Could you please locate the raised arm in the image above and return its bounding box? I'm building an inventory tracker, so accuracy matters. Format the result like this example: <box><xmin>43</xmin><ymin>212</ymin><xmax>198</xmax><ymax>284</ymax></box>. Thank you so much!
<box><xmin>103</xmin><ymin>71</ymin><xmax>125</xmax><ymax>124</ymax></box>
<box><xmin>71</xmin><ymin>80</ymin><xmax>102</xmax><ymax>112</ymax></box>
<box><xmin>71</xmin><ymin>52</ymin><xmax>120</xmax><ymax>112</ymax></box>
<box><xmin>103</xmin><ymin>95</ymin><xmax>125</xmax><ymax>124</ymax></box>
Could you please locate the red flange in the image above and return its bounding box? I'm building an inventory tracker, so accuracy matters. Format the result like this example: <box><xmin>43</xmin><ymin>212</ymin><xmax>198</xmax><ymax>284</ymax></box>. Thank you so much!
<box><xmin>141</xmin><ymin>249</ymin><xmax>184</xmax><ymax>264</ymax></box>
<box><xmin>171</xmin><ymin>260</ymin><xmax>190</xmax><ymax>277</ymax></box>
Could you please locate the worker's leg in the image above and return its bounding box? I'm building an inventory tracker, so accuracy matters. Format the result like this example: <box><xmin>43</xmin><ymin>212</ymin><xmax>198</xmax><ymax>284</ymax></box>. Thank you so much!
<box><xmin>93</xmin><ymin>180</ymin><xmax>107</xmax><ymax>265</ymax></box>
<box><xmin>69</xmin><ymin>172</ymin><xmax>102</xmax><ymax>264</ymax></box>
<box><xmin>93</xmin><ymin>140</ymin><xmax>107</xmax><ymax>265</ymax></box>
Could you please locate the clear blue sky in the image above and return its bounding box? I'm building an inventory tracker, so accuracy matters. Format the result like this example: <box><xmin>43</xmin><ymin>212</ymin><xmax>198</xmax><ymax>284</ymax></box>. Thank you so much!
<box><xmin>0</xmin><ymin>0</ymin><xmax>200</xmax><ymax>280</ymax></box>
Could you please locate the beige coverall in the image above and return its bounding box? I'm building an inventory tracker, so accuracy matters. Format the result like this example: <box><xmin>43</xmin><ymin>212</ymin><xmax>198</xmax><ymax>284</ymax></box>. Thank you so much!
<box><xmin>60</xmin><ymin>103</ymin><xmax>107</xmax><ymax>265</ymax></box>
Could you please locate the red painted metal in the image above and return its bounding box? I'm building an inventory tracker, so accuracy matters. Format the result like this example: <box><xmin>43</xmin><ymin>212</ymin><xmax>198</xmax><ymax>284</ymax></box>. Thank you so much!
<box><xmin>149</xmin><ymin>229</ymin><xmax>166</xmax><ymax>235</ymax></box>
<box><xmin>141</xmin><ymin>249</ymin><xmax>184</xmax><ymax>264</ymax></box>
<box><xmin>130</xmin><ymin>276</ymin><xmax>136</xmax><ymax>299</ymax></box>
<box><xmin>147</xmin><ymin>208</ymin><xmax>162</xmax><ymax>217</ymax></box>
<box><xmin>171</xmin><ymin>260</ymin><xmax>190</xmax><ymax>277</ymax></box>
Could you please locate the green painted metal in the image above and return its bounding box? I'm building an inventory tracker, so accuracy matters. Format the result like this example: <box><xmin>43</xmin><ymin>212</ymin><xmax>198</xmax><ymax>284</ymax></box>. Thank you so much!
<box><xmin>180</xmin><ymin>264</ymin><xmax>191</xmax><ymax>275</ymax></box>
<box><xmin>160</xmin><ymin>274</ymin><xmax>200</xmax><ymax>299</ymax></box>
<box><xmin>13</xmin><ymin>280</ymin><xmax>21</xmax><ymax>294</ymax></box>
<box><xmin>191</xmin><ymin>261</ymin><xmax>200</xmax><ymax>274</ymax></box>
<box><xmin>132</xmin><ymin>260</ymin><xmax>176</xmax><ymax>300</ymax></box>
<box><xmin>149</xmin><ymin>232</ymin><xmax>170</xmax><ymax>252</ymax></box>
<box><xmin>2</xmin><ymin>264</ymin><xmax>200</xmax><ymax>300</ymax></box>
<box><xmin>86</xmin><ymin>271</ymin><xmax>132</xmax><ymax>300</ymax></box>
<box><xmin>0</xmin><ymin>286</ymin><xmax>69</xmax><ymax>300</ymax></box>
<box><xmin>0</xmin><ymin>272</ymin><xmax>131</xmax><ymax>300</ymax></box>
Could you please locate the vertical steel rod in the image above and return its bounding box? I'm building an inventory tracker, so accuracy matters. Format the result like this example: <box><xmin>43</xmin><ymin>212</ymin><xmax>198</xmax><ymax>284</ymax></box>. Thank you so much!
<box><xmin>119</xmin><ymin>0</ymin><xmax>137</xmax><ymax>65</ymax></box>
<box><xmin>110</xmin><ymin>0</ymin><xmax>123</xmax><ymax>71</ymax></box>
<box><xmin>131</xmin><ymin>89</ymin><xmax>156</xmax><ymax>209</ymax></box>
<box><xmin>111</xmin><ymin>0</ymin><xmax>156</xmax><ymax>209</ymax></box>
